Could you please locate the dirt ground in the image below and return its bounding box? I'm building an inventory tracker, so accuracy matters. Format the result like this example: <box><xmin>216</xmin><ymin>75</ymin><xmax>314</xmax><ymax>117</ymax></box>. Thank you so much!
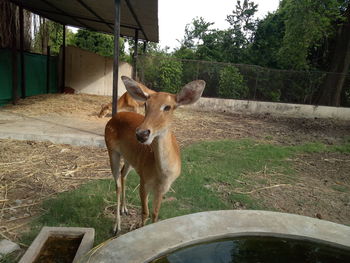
<box><xmin>0</xmin><ymin>94</ymin><xmax>350</xmax><ymax>243</ymax></box>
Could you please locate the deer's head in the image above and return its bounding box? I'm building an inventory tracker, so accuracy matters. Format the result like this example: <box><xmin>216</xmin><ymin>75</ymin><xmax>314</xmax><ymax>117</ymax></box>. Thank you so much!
<box><xmin>121</xmin><ymin>76</ymin><xmax>205</xmax><ymax>145</ymax></box>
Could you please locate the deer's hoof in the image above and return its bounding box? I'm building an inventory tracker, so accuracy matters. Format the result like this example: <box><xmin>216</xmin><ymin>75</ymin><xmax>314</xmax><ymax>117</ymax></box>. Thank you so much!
<box><xmin>113</xmin><ymin>224</ymin><xmax>121</xmax><ymax>236</ymax></box>
<box><xmin>120</xmin><ymin>206</ymin><xmax>129</xmax><ymax>215</ymax></box>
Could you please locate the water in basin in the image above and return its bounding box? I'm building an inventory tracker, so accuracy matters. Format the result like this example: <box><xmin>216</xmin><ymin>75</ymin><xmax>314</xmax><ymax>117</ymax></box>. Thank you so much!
<box><xmin>152</xmin><ymin>236</ymin><xmax>350</xmax><ymax>263</ymax></box>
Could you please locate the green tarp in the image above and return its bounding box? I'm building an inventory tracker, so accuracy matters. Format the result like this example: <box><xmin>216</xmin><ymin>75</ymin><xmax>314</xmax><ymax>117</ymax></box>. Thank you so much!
<box><xmin>0</xmin><ymin>48</ymin><xmax>58</xmax><ymax>106</ymax></box>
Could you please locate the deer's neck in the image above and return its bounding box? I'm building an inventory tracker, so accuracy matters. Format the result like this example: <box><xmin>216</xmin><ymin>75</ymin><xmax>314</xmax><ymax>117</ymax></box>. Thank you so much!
<box><xmin>152</xmin><ymin>130</ymin><xmax>181</xmax><ymax>177</ymax></box>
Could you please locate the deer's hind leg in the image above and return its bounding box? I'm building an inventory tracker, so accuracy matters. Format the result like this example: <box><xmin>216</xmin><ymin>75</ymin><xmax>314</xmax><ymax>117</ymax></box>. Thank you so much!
<box><xmin>108</xmin><ymin>149</ymin><xmax>122</xmax><ymax>234</ymax></box>
<box><xmin>120</xmin><ymin>161</ymin><xmax>132</xmax><ymax>215</ymax></box>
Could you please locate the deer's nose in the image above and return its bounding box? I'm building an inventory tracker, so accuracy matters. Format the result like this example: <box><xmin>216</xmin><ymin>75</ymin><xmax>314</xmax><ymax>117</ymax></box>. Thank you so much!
<box><xmin>136</xmin><ymin>128</ymin><xmax>150</xmax><ymax>143</ymax></box>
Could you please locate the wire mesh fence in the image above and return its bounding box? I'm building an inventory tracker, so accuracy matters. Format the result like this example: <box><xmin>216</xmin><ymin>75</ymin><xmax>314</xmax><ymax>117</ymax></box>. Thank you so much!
<box><xmin>137</xmin><ymin>55</ymin><xmax>350</xmax><ymax>106</ymax></box>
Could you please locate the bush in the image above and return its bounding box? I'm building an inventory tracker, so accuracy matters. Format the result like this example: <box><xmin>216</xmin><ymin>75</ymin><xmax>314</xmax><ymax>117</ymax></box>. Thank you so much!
<box><xmin>139</xmin><ymin>56</ymin><xmax>183</xmax><ymax>94</ymax></box>
<box><xmin>219</xmin><ymin>65</ymin><xmax>248</xmax><ymax>99</ymax></box>
<box><xmin>158</xmin><ymin>59</ymin><xmax>183</xmax><ymax>93</ymax></box>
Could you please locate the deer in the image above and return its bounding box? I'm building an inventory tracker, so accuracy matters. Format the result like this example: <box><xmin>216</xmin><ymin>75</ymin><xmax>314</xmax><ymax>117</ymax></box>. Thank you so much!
<box><xmin>98</xmin><ymin>92</ymin><xmax>144</xmax><ymax>118</ymax></box>
<box><xmin>105</xmin><ymin>76</ymin><xmax>205</xmax><ymax>234</ymax></box>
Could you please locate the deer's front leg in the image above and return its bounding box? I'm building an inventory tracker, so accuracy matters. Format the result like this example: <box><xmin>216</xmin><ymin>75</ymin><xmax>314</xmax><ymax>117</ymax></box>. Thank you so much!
<box><xmin>120</xmin><ymin>162</ymin><xmax>132</xmax><ymax>215</ymax></box>
<box><xmin>152</xmin><ymin>189</ymin><xmax>165</xmax><ymax>223</ymax></box>
<box><xmin>139</xmin><ymin>183</ymin><xmax>149</xmax><ymax>226</ymax></box>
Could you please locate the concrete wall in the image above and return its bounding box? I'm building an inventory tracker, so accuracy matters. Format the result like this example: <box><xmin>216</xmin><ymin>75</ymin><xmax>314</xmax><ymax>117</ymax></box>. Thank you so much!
<box><xmin>65</xmin><ymin>46</ymin><xmax>132</xmax><ymax>96</ymax></box>
<box><xmin>189</xmin><ymin>97</ymin><xmax>350</xmax><ymax>120</ymax></box>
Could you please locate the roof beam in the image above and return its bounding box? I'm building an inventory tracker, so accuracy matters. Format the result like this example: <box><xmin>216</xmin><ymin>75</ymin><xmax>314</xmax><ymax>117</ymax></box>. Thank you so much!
<box><xmin>125</xmin><ymin>0</ymin><xmax>149</xmax><ymax>41</ymax></box>
<box><xmin>21</xmin><ymin>6</ymin><xmax>140</xmax><ymax>32</ymax></box>
<box><xmin>76</xmin><ymin>0</ymin><xmax>114</xmax><ymax>31</ymax></box>
<box><xmin>39</xmin><ymin>0</ymin><xmax>90</xmax><ymax>28</ymax></box>
<box><xmin>8</xmin><ymin>0</ymin><xmax>158</xmax><ymax>42</ymax></box>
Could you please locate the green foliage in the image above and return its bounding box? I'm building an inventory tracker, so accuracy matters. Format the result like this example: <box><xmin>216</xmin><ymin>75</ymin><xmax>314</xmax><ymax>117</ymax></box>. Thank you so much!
<box><xmin>71</xmin><ymin>29</ymin><xmax>126</xmax><ymax>59</ymax></box>
<box><xmin>226</xmin><ymin>0</ymin><xmax>259</xmax><ymax>43</ymax></box>
<box><xmin>47</xmin><ymin>23</ymin><xmax>75</xmax><ymax>54</ymax></box>
<box><xmin>171</xmin><ymin>0</ymin><xmax>350</xmax><ymax>106</ymax></box>
<box><xmin>33</xmin><ymin>21</ymin><xmax>75</xmax><ymax>54</ymax></box>
<box><xmin>173</xmin><ymin>46</ymin><xmax>197</xmax><ymax>60</ymax></box>
<box><xmin>158</xmin><ymin>59</ymin><xmax>183</xmax><ymax>93</ymax></box>
<box><xmin>32</xmin><ymin>23</ymin><xmax>126</xmax><ymax>58</ymax></box>
<box><xmin>72</xmin><ymin>29</ymin><xmax>113</xmax><ymax>57</ymax></box>
<box><xmin>177</xmin><ymin>0</ymin><xmax>259</xmax><ymax>64</ymax></box>
<box><xmin>249</xmin><ymin>12</ymin><xmax>285</xmax><ymax>68</ymax></box>
<box><xmin>139</xmin><ymin>56</ymin><xmax>183</xmax><ymax>93</ymax></box>
<box><xmin>127</xmin><ymin>40</ymin><xmax>163</xmax><ymax>64</ymax></box>
<box><xmin>182</xmin><ymin>17</ymin><xmax>215</xmax><ymax>49</ymax></box>
<box><xmin>176</xmin><ymin>17</ymin><xmax>227</xmax><ymax>62</ymax></box>
<box><xmin>277</xmin><ymin>0</ymin><xmax>342</xmax><ymax>69</ymax></box>
<box><xmin>219</xmin><ymin>65</ymin><xmax>248</xmax><ymax>99</ymax></box>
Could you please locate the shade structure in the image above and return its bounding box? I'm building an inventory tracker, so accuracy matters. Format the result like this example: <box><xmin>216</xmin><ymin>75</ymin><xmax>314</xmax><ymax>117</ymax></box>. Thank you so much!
<box><xmin>9</xmin><ymin>0</ymin><xmax>159</xmax><ymax>42</ymax></box>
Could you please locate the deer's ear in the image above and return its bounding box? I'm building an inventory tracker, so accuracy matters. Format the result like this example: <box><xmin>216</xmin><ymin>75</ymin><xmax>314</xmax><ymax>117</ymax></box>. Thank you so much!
<box><xmin>176</xmin><ymin>80</ymin><xmax>206</xmax><ymax>106</ymax></box>
<box><xmin>122</xmin><ymin>76</ymin><xmax>150</xmax><ymax>101</ymax></box>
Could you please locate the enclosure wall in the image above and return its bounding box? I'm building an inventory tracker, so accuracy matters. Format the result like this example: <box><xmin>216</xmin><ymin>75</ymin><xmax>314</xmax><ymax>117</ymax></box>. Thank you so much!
<box><xmin>64</xmin><ymin>46</ymin><xmax>132</xmax><ymax>96</ymax></box>
<box><xmin>0</xmin><ymin>48</ymin><xmax>58</xmax><ymax>106</ymax></box>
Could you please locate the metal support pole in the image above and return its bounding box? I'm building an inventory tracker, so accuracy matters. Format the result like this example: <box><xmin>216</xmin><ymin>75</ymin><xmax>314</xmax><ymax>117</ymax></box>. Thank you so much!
<box><xmin>11</xmin><ymin>43</ymin><xmax>18</xmax><ymax>105</ymax></box>
<box><xmin>143</xmin><ymin>41</ymin><xmax>147</xmax><ymax>53</ymax></box>
<box><xmin>112</xmin><ymin>0</ymin><xmax>121</xmax><ymax>116</ymax></box>
<box><xmin>61</xmin><ymin>24</ymin><xmax>66</xmax><ymax>93</ymax></box>
<box><xmin>132</xmin><ymin>29</ymin><xmax>139</xmax><ymax>80</ymax></box>
<box><xmin>46</xmin><ymin>46</ymin><xmax>51</xmax><ymax>93</ymax></box>
<box><xmin>11</xmin><ymin>10</ymin><xmax>18</xmax><ymax>105</ymax></box>
<box><xmin>19</xmin><ymin>5</ymin><xmax>26</xmax><ymax>99</ymax></box>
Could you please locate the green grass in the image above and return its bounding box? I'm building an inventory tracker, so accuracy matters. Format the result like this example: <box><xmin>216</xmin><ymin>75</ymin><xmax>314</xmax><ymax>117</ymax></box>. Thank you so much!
<box><xmin>21</xmin><ymin>180</ymin><xmax>115</xmax><ymax>245</ymax></box>
<box><xmin>20</xmin><ymin>139</ymin><xmax>350</xmax><ymax>246</ymax></box>
<box><xmin>331</xmin><ymin>184</ymin><xmax>349</xmax><ymax>193</ymax></box>
<box><xmin>0</xmin><ymin>253</ymin><xmax>20</xmax><ymax>263</ymax></box>
<box><xmin>164</xmin><ymin>140</ymin><xmax>293</xmax><ymax>216</ymax></box>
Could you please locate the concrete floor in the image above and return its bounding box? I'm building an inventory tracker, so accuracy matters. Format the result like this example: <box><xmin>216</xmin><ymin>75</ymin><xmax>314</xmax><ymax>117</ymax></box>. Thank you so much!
<box><xmin>0</xmin><ymin>110</ymin><xmax>106</xmax><ymax>147</ymax></box>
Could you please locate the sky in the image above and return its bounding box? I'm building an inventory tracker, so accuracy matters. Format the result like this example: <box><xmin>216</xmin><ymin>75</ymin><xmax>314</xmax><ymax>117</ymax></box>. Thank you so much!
<box><xmin>158</xmin><ymin>0</ymin><xmax>281</xmax><ymax>50</ymax></box>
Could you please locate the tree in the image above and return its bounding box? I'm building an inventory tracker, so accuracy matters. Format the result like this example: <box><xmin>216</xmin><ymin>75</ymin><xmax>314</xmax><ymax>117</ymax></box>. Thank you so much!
<box><xmin>0</xmin><ymin>0</ymin><xmax>17</xmax><ymax>49</ymax></box>
<box><xmin>0</xmin><ymin>1</ymin><xmax>31</xmax><ymax>50</ymax></box>
<box><xmin>174</xmin><ymin>0</ymin><xmax>350</xmax><ymax>106</ymax></box>
<box><xmin>181</xmin><ymin>17</ymin><xmax>215</xmax><ymax>49</ymax></box>
<box><xmin>226</xmin><ymin>0</ymin><xmax>259</xmax><ymax>44</ymax></box>
<box><xmin>175</xmin><ymin>1</ymin><xmax>259</xmax><ymax>64</ymax></box>
<box><xmin>219</xmin><ymin>65</ymin><xmax>248</xmax><ymax>99</ymax></box>
<box><xmin>72</xmin><ymin>29</ymin><xmax>113</xmax><ymax>56</ymax></box>
<box><xmin>175</xmin><ymin>17</ymin><xmax>223</xmax><ymax>61</ymax></box>
<box><xmin>139</xmin><ymin>55</ymin><xmax>183</xmax><ymax>93</ymax></box>
<box><xmin>249</xmin><ymin>0</ymin><xmax>350</xmax><ymax>106</ymax></box>
<box><xmin>127</xmin><ymin>39</ymin><xmax>164</xmax><ymax>64</ymax></box>
<box><xmin>316</xmin><ymin>2</ymin><xmax>350</xmax><ymax>106</ymax></box>
<box><xmin>71</xmin><ymin>29</ymin><xmax>126</xmax><ymax>59</ymax></box>
<box><xmin>222</xmin><ymin>0</ymin><xmax>259</xmax><ymax>63</ymax></box>
<box><xmin>33</xmin><ymin>20</ymin><xmax>75</xmax><ymax>54</ymax></box>
<box><xmin>277</xmin><ymin>0</ymin><xmax>341</xmax><ymax>70</ymax></box>
<box><xmin>158</xmin><ymin>58</ymin><xmax>183</xmax><ymax>93</ymax></box>
<box><xmin>249</xmin><ymin>12</ymin><xmax>285</xmax><ymax>68</ymax></box>
<box><xmin>48</xmin><ymin>23</ymin><xmax>75</xmax><ymax>54</ymax></box>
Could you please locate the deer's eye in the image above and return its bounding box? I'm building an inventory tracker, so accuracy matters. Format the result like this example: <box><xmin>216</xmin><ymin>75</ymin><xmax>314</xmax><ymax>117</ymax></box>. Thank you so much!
<box><xmin>163</xmin><ymin>105</ymin><xmax>171</xmax><ymax>111</ymax></box>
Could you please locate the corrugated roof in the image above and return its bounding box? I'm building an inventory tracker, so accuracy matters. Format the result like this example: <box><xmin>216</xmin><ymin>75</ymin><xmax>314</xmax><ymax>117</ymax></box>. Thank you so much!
<box><xmin>9</xmin><ymin>0</ymin><xmax>159</xmax><ymax>42</ymax></box>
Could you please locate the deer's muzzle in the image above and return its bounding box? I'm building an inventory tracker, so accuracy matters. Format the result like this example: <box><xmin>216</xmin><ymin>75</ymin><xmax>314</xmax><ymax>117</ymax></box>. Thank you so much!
<box><xmin>136</xmin><ymin>128</ymin><xmax>150</xmax><ymax>143</ymax></box>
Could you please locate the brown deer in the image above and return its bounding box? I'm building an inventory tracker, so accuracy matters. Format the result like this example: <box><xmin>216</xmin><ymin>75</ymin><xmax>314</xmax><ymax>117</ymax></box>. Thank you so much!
<box><xmin>98</xmin><ymin>92</ymin><xmax>144</xmax><ymax>118</ymax></box>
<box><xmin>105</xmin><ymin>76</ymin><xmax>205</xmax><ymax>233</ymax></box>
